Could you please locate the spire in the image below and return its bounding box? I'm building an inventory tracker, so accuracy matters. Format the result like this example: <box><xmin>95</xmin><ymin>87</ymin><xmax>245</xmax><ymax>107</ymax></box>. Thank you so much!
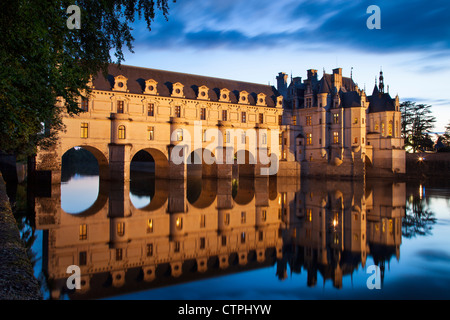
<box><xmin>379</xmin><ymin>68</ymin><xmax>384</xmax><ymax>94</ymax></box>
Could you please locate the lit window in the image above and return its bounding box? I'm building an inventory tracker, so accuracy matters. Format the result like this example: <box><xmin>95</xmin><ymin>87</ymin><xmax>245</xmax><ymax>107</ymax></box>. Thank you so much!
<box><xmin>292</xmin><ymin>116</ymin><xmax>297</xmax><ymax>125</ymax></box>
<box><xmin>262</xmin><ymin>210</ymin><xmax>267</xmax><ymax>221</ymax></box>
<box><xmin>79</xmin><ymin>224</ymin><xmax>87</xmax><ymax>240</ymax></box>
<box><xmin>382</xmin><ymin>123</ymin><xmax>385</xmax><ymax>135</ymax></box>
<box><xmin>388</xmin><ymin>121</ymin><xmax>393</xmax><ymax>136</ymax></box>
<box><xmin>333</xmin><ymin>113</ymin><xmax>339</xmax><ymax>124</ymax></box>
<box><xmin>176</xmin><ymin>217</ymin><xmax>183</xmax><ymax>230</ymax></box>
<box><xmin>80</xmin><ymin>123</ymin><xmax>88</xmax><ymax>138</ymax></box>
<box><xmin>177</xmin><ymin>129</ymin><xmax>183</xmax><ymax>141</ymax></box>
<box><xmin>200</xmin><ymin>214</ymin><xmax>206</xmax><ymax>228</ymax></box>
<box><xmin>354</xmin><ymin>137</ymin><xmax>358</xmax><ymax>144</ymax></box>
<box><xmin>147</xmin><ymin>219</ymin><xmax>153</xmax><ymax>233</ymax></box>
<box><xmin>306</xmin><ymin>116</ymin><xmax>311</xmax><ymax>126</ymax></box>
<box><xmin>306</xmin><ymin>133</ymin><xmax>312</xmax><ymax>145</ymax></box>
<box><xmin>375</xmin><ymin>122</ymin><xmax>379</xmax><ymax>131</ymax></box>
<box><xmin>146</xmin><ymin>244</ymin><xmax>153</xmax><ymax>257</ymax></box>
<box><xmin>148</xmin><ymin>126</ymin><xmax>154</xmax><ymax>140</ymax></box>
<box><xmin>118</xmin><ymin>125</ymin><xmax>126</xmax><ymax>139</ymax></box>
<box><xmin>241</xmin><ymin>211</ymin><xmax>246</xmax><ymax>224</ymax></box>
<box><xmin>116</xmin><ymin>248</ymin><xmax>123</xmax><ymax>261</ymax></box>
<box><xmin>354</xmin><ymin>117</ymin><xmax>358</xmax><ymax>124</ymax></box>
<box><xmin>174</xmin><ymin>241</ymin><xmax>180</xmax><ymax>253</ymax></box>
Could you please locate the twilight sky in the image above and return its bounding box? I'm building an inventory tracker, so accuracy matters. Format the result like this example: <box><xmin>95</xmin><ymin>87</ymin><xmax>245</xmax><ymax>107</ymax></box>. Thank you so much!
<box><xmin>121</xmin><ymin>0</ymin><xmax>450</xmax><ymax>132</ymax></box>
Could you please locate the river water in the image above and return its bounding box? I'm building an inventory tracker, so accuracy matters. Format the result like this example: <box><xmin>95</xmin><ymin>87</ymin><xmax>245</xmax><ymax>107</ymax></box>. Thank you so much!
<box><xmin>17</xmin><ymin>168</ymin><xmax>450</xmax><ymax>300</ymax></box>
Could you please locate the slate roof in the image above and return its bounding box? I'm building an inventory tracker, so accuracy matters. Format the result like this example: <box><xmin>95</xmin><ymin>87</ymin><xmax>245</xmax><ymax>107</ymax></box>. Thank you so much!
<box><xmin>368</xmin><ymin>85</ymin><xmax>396</xmax><ymax>113</ymax></box>
<box><xmin>92</xmin><ymin>64</ymin><xmax>280</xmax><ymax>107</ymax></box>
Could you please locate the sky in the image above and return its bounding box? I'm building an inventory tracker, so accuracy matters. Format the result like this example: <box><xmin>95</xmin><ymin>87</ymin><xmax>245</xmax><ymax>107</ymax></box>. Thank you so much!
<box><xmin>121</xmin><ymin>0</ymin><xmax>450</xmax><ymax>132</ymax></box>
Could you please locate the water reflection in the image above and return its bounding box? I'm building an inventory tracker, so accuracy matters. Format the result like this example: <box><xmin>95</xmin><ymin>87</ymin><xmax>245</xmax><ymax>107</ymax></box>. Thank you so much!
<box><xmin>32</xmin><ymin>172</ymin><xmax>432</xmax><ymax>300</ymax></box>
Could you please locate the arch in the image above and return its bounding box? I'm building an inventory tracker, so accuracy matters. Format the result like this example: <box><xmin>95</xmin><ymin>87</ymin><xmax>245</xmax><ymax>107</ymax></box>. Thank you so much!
<box><xmin>131</xmin><ymin>147</ymin><xmax>169</xmax><ymax>179</ymax></box>
<box><xmin>187</xmin><ymin>177</ymin><xmax>217</xmax><ymax>209</ymax></box>
<box><xmin>131</xmin><ymin>178</ymin><xmax>169</xmax><ymax>212</ymax></box>
<box><xmin>61</xmin><ymin>145</ymin><xmax>109</xmax><ymax>180</ymax></box>
<box><xmin>61</xmin><ymin>181</ymin><xmax>109</xmax><ymax>217</ymax></box>
<box><xmin>187</xmin><ymin>148</ymin><xmax>218</xmax><ymax>178</ymax></box>
<box><xmin>234</xmin><ymin>150</ymin><xmax>256</xmax><ymax>177</ymax></box>
<box><xmin>232</xmin><ymin>177</ymin><xmax>255</xmax><ymax>206</ymax></box>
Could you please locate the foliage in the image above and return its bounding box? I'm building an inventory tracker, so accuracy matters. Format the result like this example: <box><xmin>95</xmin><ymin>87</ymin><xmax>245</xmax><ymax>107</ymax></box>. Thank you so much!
<box><xmin>400</xmin><ymin>101</ymin><xmax>436</xmax><ymax>153</ymax></box>
<box><xmin>0</xmin><ymin>0</ymin><xmax>173</xmax><ymax>156</ymax></box>
<box><xmin>402</xmin><ymin>193</ymin><xmax>436</xmax><ymax>238</ymax></box>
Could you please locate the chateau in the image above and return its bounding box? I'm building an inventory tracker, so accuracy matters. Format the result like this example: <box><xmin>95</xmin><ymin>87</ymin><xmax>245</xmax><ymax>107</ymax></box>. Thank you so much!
<box><xmin>34</xmin><ymin>64</ymin><xmax>405</xmax><ymax>182</ymax></box>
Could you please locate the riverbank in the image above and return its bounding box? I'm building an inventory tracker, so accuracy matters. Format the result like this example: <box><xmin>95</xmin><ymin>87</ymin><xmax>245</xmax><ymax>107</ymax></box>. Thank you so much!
<box><xmin>0</xmin><ymin>173</ymin><xmax>41</xmax><ymax>300</ymax></box>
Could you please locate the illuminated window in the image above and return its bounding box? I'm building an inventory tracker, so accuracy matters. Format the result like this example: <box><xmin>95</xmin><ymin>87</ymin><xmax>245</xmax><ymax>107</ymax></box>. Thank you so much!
<box><xmin>81</xmin><ymin>97</ymin><xmax>89</xmax><ymax>111</ymax></box>
<box><xmin>354</xmin><ymin>117</ymin><xmax>358</xmax><ymax>124</ymax></box>
<box><xmin>174</xmin><ymin>241</ymin><xmax>180</xmax><ymax>253</ymax></box>
<box><xmin>241</xmin><ymin>112</ymin><xmax>247</xmax><ymax>123</ymax></box>
<box><xmin>146</xmin><ymin>219</ymin><xmax>153</xmax><ymax>233</ymax></box>
<box><xmin>117</xmin><ymin>100</ymin><xmax>124</xmax><ymax>113</ymax></box>
<box><xmin>259</xmin><ymin>113</ymin><xmax>264</xmax><ymax>124</ymax></box>
<box><xmin>279</xmin><ymin>132</ymin><xmax>283</xmax><ymax>145</ymax></box>
<box><xmin>241</xmin><ymin>211</ymin><xmax>246</xmax><ymax>224</ymax></box>
<box><xmin>388</xmin><ymin>121</ymin><xmax>393</xmax><ymax>136</ymax></box>
<box><xmin>200</xmin><ymin>108</ymin><xmax>206</xmax><ymax>120</ymax></box>
<box><xmin>147</xmin><ymin>103</ymin><xmax>154</xmax><ymax>116</ymax></box>
<box><xmin>261</xmin><ymin>210</ymin><xmax>267</xmax><ymax>222</ymax></box>
<box><xmin>118</xmin><ymin>125</ymin><xmax>126</xmax><ymax>139</ymax></box>
<box><xmin>382</xmin><ymin>123</ymin><xmax>385</xmax><ymax>135</ymax></box>
<box><xmin>79</xmin><ymin>224</ymin><xmax>87</xmax><ymax>240</ymax></box>
<box><xmin>80</xmin><ymin>123</ymin><xmax>88</xmax><ymax>138</ymax></box>
<box><xmin>176</xmin><ymin>129</ymin><xmax>183</xmax><ymax>141</ymax></box>
<box><xmin>292</xmin><ymin>116</ymin><xmax>297</xmax><ymax>125</ymax></box>
<box><xmin>354</xmin><ymin>137</ymin><xmax>358</xmax><ymax>144</ymax></box>
<box><xmin>333</xmin><ymin>131</ymin><xmax>339</xmax><ymax>144</ymax></box>
<box><xmin>117</xmin><ymin>222</ymin><xmax>125</xmax><ymax>236</ymax></box>
<box><xmin>176</xmin><ymin>217</ymin><xmax>183</xmax><ymax>230</ymax></box>
<box><xmin>148</xmin><ymin>126</ymin><xmax>154</xmax><ymax>140</ymax></box>
<box><xmin>175</xmin><ymin>106</ymin><xmax>181</xmax><ymax>117</ymax></box>
<box><xmin>278</xmin><ymin>115</ymin><xmax>283</xmax><ymax>125</ymax></box>
<box><xmin>375</xmin><ymin>121</ymin><xmax>379</xmax><ymax>131</ymax></box>
<box><xmin>333</xmin><ymin>113</ymin><xmax>339</xmax><ymax>124</ymax></box>
<box><xmin>222</xmin><ymin>110</ymin><xmax>227</xmax><ymax>121</ymax></box>
<box><xmin>306</xmin><ymin>133</ymin><xmax>312</xmax><ymax>145</ymax></box>
<box><xmin>306</xmin><ymin>116</ymin><xmax>311</xmax><ymax>126</ymax></box>
<box><xmin>307</xmin><ymin>209</ymin><xmax>312</xmax><ymax>222</ymax></box>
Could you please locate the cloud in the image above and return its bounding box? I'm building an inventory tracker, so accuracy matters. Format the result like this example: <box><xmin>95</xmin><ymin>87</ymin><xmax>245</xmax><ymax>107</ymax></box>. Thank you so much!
<box><xmin>131</xmin><ymin>0</ymin><xmax>450</xmax><ymax>54</ymax></box>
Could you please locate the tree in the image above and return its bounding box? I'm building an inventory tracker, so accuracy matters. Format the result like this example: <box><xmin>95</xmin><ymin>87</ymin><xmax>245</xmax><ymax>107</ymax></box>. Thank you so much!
<box><xmin>0</xmin><ymin>0</ymin><xmax>174</xmax><ymax>157</ymax></box>
<box><xmin>400</xmin><ymin>101</ymin><xmax>436</xmax><ymax>152</ymax></box>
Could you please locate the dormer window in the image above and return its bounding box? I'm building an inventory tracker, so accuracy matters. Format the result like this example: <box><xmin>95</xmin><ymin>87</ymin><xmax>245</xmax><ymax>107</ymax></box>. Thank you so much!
<box><xmin>257</xmin><ymin>93</ymin><xmax>267</xmax><ymax>106</ymax></box>
<box><xmin>277</xmin><ymin>96</ymin><xmax>283</xmax><ymax>107</ymax></box>
<box><xmin>197</xmin><ymin>85</ymin><xmax>210</xmax><ymax>100</ymax></box>
<box><xmin>219</xmin><ymin>88</ymin><xmax>230</xmax><ymax>102</ymax></box>
<box><xmin>144</xmin><ymin>79</ymin><xmax>158</xmax><ymax>95</ymax></box>
<box><xmin>171</xmin><ymin>82</ymin><xmax>184</xmax><ymax>98</ymax></box>
<box><xmin>113</xmin><ymin>75</ymin><xmax>128</xmax><ymax>92</ymax></box>
<box><xmin>239</xmin><ymin>91</ymin><xmax>249</xmax><ymax>104</ymax></box>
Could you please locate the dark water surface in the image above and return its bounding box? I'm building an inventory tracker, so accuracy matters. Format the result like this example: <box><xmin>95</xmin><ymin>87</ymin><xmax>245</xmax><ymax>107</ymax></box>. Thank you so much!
<box><xmin>19</xmin><ymin>169</ymin><xmax>450</xmax><ymax>300</ymax></box>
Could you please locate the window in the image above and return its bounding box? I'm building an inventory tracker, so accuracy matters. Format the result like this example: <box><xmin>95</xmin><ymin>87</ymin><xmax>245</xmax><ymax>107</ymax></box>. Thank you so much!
<box><xmin>388</xmin><ymin>121</ymin><xmax>393</xmax><ymax>136</ymax></box>
<box><xmin>354</xmin><ymin>137</ymin><xmax>358</xmax><ymax>144</ymax></box>
<box><xmin>279</xmin><ymin>132</ymin><xmax>283</xmax><ymax>145</ymax></box>
<box><xmin>176</xmin><ymin>217</ymin><xmax>183</xmax><ymax>230</ymax></box>
<box><xmin>259</xmin><ymin>113</ymin><xmax>264</xmax><ymax>124</ymax></box>
<box><xmin>306</xmin><ymin>116</ymin><xmax>312</xmax><ymax>126</ymax></box>
<box><xmin>354</xmin><ymin>117</ymin><xmax>358</xmax><ymax>124</ymax></box>
<box><xmin>118</xmin><ymin>125</ymin><xmax>126</xmax><ymax>139</ymax></box>
<box><xmin>147</xmin><ymin>219</ymin><xmax>153</xmax><ymax>233</ymax></box>
<box><xmin>81</xmin><ymin>97</ymin><xmax>89</xmax><ymax>111</ymax></box>
<box><xmin>261</xmin><ymin>210</ymin><xmax>267</xmax><ymax>222</ymax></box>
<box><xmin>225</xmin><ymin>131</ymin><xmax>231</xmax><ymax>143</ymax></box>
<box><xmin>117</xmin><ymin>100</ymin><xmax>124</xmax><ymax>113</ymax></box>
<box><xmin>362</xmin><ymin>137</ymin><xmax>365</xmax><ymax>144</ymax></box>
<box><xmin>146</xmin><ymin>244</ymin><xmax>153</xmax><ymax>257</ymax></box>
<box><xmin>241</xmin><ymin>232</ymin><xmax>246</xmax><ymax>244</ymax></box>
<box><xmin>375</xmin><ymin>121</ymin><xmax>379</xmax><ymax>131</ymax></box>
<box><xmin>222</xmin><ymin>235</ymin><xmax>227</xmax><ymax>246</ymax></box>
<box><xmin>222</xmin><ymin>110</ymin><xmax>227</xmax><ymax>121</ymax></box>
<box><xmin>200</xmin><ymin>237</ymin><xmax>206</xmax><ymax>249</ymax></box>
<box><xmin>382</xmin><ymin>123</ymin><xmax>385</xmax><ymax>136</ymax></box>
<box><xmin>79</xmin><ymin>252</ymin><xmax>87</xmax><ymax>266</ymax></box>
<box><xmin>241</xmin><ymin>211</ymin><xmax>246</xmax><ymax>224</ymax></box>
<box><xmin>80</xmin><ymin>123</ymin><xmax>88</xmax><ymax>138</ymax></box>
<box><xmin>148</xmin><ymin>126</ymin><xmax>154</xmax><ymax>140</ymax></box>
<box><xmin>333</xmin><ymin>113</ymin><xmax>339</xmax><ymax>124</ymax></box>
<box><xmin>200</xmin><ymin>108</ymin><xmax>206</xmax><ymax>120</ymax></box>
<box><xmin>292</xmin><ymin>116</ymin><xmax>297</xmax><ymax>125</ymax></box>
<box><xmin>333</xmin><ymin>131</ymin><xmax>339</xmax><ymax>144</ymax></box>
<box><xmin>116</xmin><ymin>248</ymin><xmax>123</xmax><ymax>261</ymax></box>
<box><xmin>306</xmin><ymin>133</ymin><xmax>312</xmax><ymax>145</ymax></box>
<box><xmin>224</xmin><ymin>213</ymin><xmax>230</xmax><ymax>226</ymax></box>
<box><xmin>147</xmin><ymin>103</ymin><xmax>154</xmax><ymax>116</ymax></box>
<box><xmin>306</xmin><ymin>97</ymin><xmax>312</xmax><ymax>108</ymax></box>
<box><xmin>79</xmin><ymin>224</ymin><xmax>87</xmax><ymax>240</ymax></box>
<box><xmin>278</xmin><ymin>115</ymin><xmax>283</xmax><ymax>125</ymax></box>
<box><xmin>241</xmin><ymin>111</ymin><xmax>247</xmax><ymax>123</ymax></box>
<box><xmin>202</xmin><ymin>129</ymin><xmax>207</xmax><ymax>142</ymax></box>
<box><xmin>175</xmin><ymin>106</ymin><xmax>181</xmax><ymax>118</ymax></box>
<box><xmin>262</xmin><ymin>133</ymin><xmax>267</xmax><ymax>145</ymax></box>
<box><xmin>259</xmin><ymin>231</ymin><xmax>264</xmax><ymax>241</ymax></box>
<box><xmin>177</xmin><ymin>129</ymin><xmax>183</xmax><ymax>141</ymax></box>
<box><xmin>174</xmin><ymin>241</ymin><xmax>180</xmax><ymax>253</ymax></box>
<box><xmin>200</xmin><ymin>214</ymin><xmax>206</xmax><ymax>228</ymax></box>
<box><xmin>117</xmin><ymin>222</ymin><xmax>125</xmax><ymax>236</ymax></box>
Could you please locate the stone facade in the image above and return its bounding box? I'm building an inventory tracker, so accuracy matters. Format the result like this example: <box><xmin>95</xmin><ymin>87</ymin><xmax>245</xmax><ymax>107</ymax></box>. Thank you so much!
<box><xmin>35</xmin><ymin>64</ymin><xmax>404</xmax><ymax>182</ymax></box>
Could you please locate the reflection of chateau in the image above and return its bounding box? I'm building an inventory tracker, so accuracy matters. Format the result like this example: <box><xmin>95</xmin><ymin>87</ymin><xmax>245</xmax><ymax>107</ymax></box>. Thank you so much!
<box><xmin>35</xmin><ymin>176</ymin><xmax>405</xmax><ymax>299</ymax></box>
<box><xmin>34</xmin><ymin>65</ymin><xmax>404</xmax><ymax>184</ymax></box>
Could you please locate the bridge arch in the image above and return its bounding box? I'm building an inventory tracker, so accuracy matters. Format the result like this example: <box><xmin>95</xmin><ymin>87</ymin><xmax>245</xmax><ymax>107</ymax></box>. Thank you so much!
<box><xmin>131</xmin><ymin>147</ymin><xmax>169</xmax><ymax>179</ymax></box>
<box><xmin>187</xmin><ymin>148</ymin><xmax>218</xmax><ymax>178</ymax></box>
<box><xmin>61</xmin><ymin>145</ymin><xmax>109</xmax><ymax>180</ymax></box>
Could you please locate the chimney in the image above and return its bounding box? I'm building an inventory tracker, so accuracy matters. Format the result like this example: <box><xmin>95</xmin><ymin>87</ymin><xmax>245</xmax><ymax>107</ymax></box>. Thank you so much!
<box><xmin>332</xmin><ymin>68</ymin><xmax>343</xmax><ymax>91</ymax></box>
<box><xmin>276</xmin><ymin>72</ymin><xmax>288</xmax><ymax>97</ymax></box>
<box><xmin>307</xmin><ymin>69</ymin><xmax>318</xmax><ymax>82</ymax></box>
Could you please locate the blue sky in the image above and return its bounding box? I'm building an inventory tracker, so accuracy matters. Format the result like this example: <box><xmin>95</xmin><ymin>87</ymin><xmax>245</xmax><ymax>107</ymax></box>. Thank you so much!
<box><xmin>122</xmin><ymin>0</ymin><xmax>450</xmax><ymax>132</ymax></box>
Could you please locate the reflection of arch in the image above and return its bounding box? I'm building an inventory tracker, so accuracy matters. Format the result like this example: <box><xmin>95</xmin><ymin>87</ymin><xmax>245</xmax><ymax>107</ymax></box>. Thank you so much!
<box><xmin>187</xmin><ymin>178</ymin><xmax>217</xmax><ymax>209</ymax></box>
<box><xmin>365</xmin><ymin>155</ymin><xmax>373</xmax><ymax>168</ymax></box>
<box><xmin>187</xmin><ymin>148</ymin><xmax>217</xmax><ymax>178</ymax></box>
<box><xmin>232</xmin><ymin>178</ymin><xmax>255</xmax><ymax>205</ymax></box>
<box><xmin>62</xmin><ymin>145</ymin><xmax>109</xmax><ymax>180</ymax></box>
<box><xmin>61</xmin><ymin>180</ymin><xmax>109</xmax><ymax>217</ymax></box>
<box><xmin>234</xmin><ymin>150</ymin><xmax>256</xmax><ymax>177</ymax></box>
<box><xmin>134</xmin><ymin>179</ymin><xmax>169</xmax><ymax>211</ymax></box>
<box><xmin>131</xmin><ymin>148</ymin><xmax>168</xmax><ymax>179</ymax></box>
